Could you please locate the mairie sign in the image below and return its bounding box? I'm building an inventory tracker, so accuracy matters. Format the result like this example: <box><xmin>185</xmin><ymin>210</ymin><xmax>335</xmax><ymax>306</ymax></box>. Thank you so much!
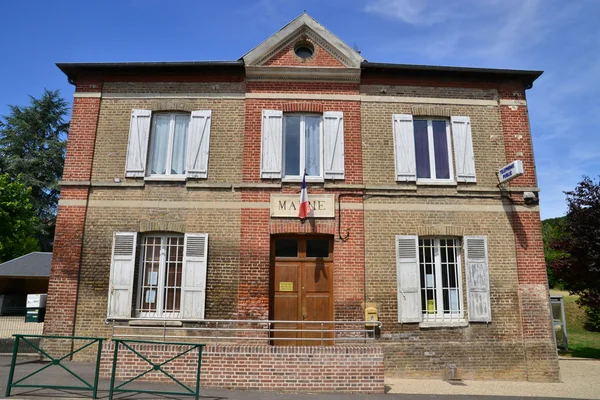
<box><xmin>270</xmin><ymin>194</ymin><xmax>335</xmax><ymax>218</ymax></box>
<box><xmin>498</xmin><ymin>160</ymin><xmax>524</xmax><ymax>184</ymax></box>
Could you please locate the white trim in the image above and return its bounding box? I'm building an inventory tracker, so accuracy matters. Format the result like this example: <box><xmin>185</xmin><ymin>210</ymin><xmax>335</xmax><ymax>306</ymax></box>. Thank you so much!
<box><xmin>73</xmin><ymin>92</ymin><xmax>102</xmax><ymax>98</ymax></box>
<box><xmin>499</xmin><ymin>99</ymin><xmax>527</xmax><ymax>106</ymax></box>
<box><xmin>144</xmin><ymin>176</ymin><xmax>186</xmax><ymax>182</ymax></box>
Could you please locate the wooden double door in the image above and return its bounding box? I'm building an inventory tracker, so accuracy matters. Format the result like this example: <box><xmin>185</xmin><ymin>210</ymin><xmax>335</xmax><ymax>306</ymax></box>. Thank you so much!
<box><xmin>270</xmin><ymin>235</ymin><xmax>334</xmax><ymax>346</ymax></box>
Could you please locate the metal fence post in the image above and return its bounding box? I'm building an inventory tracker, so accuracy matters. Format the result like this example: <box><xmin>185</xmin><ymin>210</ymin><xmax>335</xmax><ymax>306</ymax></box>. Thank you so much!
<box><xmin>108</xmin><ymin>340</ymin><xmax>119</xmax><ymax>400</ymax></box>
<box><xmin>92</xmin><ymin>339</ymin><xmax>103</xmax><ymax>399</ymax></box>
<box><xmin>194</xmin><ymin>345</ymin><xmax>203</xmax><ymax>400</ymax></box>
<box><xmin>5</xmin><ymin>335</ymin><xmax>20</xmax><ymax>398</ymax></box>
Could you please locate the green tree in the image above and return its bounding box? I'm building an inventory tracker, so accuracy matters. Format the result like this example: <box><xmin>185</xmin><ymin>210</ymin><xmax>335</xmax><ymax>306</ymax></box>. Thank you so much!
<box><xmin>0</xmin><ymin>89</ymin><xmax>69</xmax><ymax>250</ymax></box>
<box><xmin>542</xmin><ymin>216</ymin><xmax>566</xmax><ymax>288</ymax></box>
<box><xmin>0</xmin><ymin>174</ymin><xmax>40</xmax><ymax>262</ymax></box>
<box><xmin>551</xmin><ymin>176</ymin><xmax>600</xmax><ymax>330</ymax></box>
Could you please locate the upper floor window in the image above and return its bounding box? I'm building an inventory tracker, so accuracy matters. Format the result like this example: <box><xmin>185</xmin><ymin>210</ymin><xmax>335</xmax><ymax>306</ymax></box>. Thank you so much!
<box><xmin>284</xmin><ymin>114</ymin><xmax>322</xmax><ymax>180</ymax></box>
<box><xmin>148</xmin><ymin>113</ymin><xmax>190</xmax><ymax>177</ymax></box>
<box><xmin>125</xmin><ymin>109</ymin><xmax>212</xmax><ymax>180</ymax></box>
<box><xmin>414</xmin><ymin>119</ymin><xmax>453</xmax><ymax>182</ymax></box>
<box><xmin>260</xmin><ymin>110</ymin><xmax>345</xmax><ymax>181</ymax></box>
<box><xmin>393</xmin><ymin>114</ymin><xmax>476</xmax><ymax>184</ymax></box>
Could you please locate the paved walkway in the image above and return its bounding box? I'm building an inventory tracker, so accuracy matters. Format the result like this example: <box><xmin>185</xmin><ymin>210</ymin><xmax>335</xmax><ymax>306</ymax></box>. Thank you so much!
<box><xmin>386</xmin><ymin>358</ymin><xmax>600</xmax><ymax>399</ymax></box>
<box><xmin>0</xmin><ymin>355</ymin><xmax>596</xmax><ymax>399</ymax></box>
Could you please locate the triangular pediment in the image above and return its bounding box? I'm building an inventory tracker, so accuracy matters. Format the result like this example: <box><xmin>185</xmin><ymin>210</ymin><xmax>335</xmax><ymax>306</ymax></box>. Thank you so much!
<box><xmin>242</xmin><ymin>13</ymin><xmax>364</xmax><ymax>68</ymax></box>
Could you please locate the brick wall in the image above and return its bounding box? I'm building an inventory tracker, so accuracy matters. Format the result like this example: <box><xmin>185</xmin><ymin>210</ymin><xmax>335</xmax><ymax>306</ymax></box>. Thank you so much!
<box><xmin>100</xmin><ymin>342</ymin><xmax>384</xmax><ymax>393</ymax></box>
<box><xmin>499</xmin><ymin>88</ymin><xmax>559</xmax><ymax>382</ymax></box>
<box><xmin>263</xmin><ymin>38</ymin><xmax>345</xmax><ymax>68</ymax></box>
<box><xmin>44</xmin><ymin>78</ymin><xmax>103</xmax><ymax>343</ymax></box>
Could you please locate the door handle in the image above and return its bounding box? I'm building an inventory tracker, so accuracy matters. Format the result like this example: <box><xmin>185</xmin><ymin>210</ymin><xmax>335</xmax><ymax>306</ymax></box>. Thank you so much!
<box><xmin>302</xmin><ymin>314</ymin><xmax>307</xmax><ymax>320</ymax></box>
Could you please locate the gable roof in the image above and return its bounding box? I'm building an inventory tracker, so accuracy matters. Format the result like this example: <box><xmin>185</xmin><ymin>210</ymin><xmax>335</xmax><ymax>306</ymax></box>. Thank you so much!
<box><xmin>241</xmin><ymin>12</ymin><xmax>365</xmax><ymax>68</ymax></box>
<box><xmin>0</xmin><ymin>252</ymin><xmax>52</xmax><ymax>278</ymax></box>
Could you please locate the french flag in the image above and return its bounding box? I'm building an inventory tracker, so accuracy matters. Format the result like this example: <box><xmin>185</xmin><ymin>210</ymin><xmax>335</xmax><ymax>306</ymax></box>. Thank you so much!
<box><xmin>298</xmin><ymin>173</ymin><xmax>310</xmax><ymax>219</ymax></box>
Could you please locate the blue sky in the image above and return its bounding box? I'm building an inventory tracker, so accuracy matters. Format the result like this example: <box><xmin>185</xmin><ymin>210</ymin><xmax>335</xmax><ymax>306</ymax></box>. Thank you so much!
<box><xmin>1</xmin><ymin>0</ymin><xmax>598</xmax><ymax>219</ymax></box>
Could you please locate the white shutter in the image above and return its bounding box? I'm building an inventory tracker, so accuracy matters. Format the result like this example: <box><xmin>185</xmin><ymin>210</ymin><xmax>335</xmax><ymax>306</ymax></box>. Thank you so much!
<box><xmin>125</xmin><ymin>109</ymin><xmax>152</xmax><ymax>177</ymax></box>
<box><xmin>260</xmin><ymin>110</ymin><xmax>283</xmax><ymax>179</ymax></box>
<box><xmin>451</xmin><ymin>116</ymin><xmax>476</xmax><ymax>182</ymax></box>
<box><xmin>465</xmin><ymin>236</ymin><xmax>492</xmax><ymax>322</ymax></box>
<box><xmin>396</xmin><ymin>235</ymin><xmax>422</xmax><ymax>323</ymax></box>
<box><xmin>323</xmin><ymin>111</ymin><xmax>345</xmax><ymax>180</ymax></box>
<box><xmin>181</xmin><ymin>233</ymin><xmax>208</xmax><ymax>319</ymax></box>
<box><xmin>107</xmin><ymin>232</ymin><xmax>137</xmax><ymax>319</ymax></box>
<box><xmin>186</xmin><ymin>110</ymin><xmax>212</xmax><ymax>179</ymax></box>
<box><xmin>392</xmin><ymin>114</ymin><xmax>417</xmax><ymax>182</ymax></box>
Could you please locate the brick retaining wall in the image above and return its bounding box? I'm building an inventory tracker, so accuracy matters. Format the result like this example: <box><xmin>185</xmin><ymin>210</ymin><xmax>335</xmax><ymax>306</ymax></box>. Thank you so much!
<box><xmin>100</xmin><ymin>343</ymin><xmax>385</xmax><ymax>394</ymax></box>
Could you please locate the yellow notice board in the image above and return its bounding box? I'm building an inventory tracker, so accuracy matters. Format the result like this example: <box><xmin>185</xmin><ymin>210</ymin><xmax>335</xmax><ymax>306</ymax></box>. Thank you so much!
<box><xmin>279</xmin><ymin>282</ymin><xmax>294</xmax><ymax>292</ymax></box>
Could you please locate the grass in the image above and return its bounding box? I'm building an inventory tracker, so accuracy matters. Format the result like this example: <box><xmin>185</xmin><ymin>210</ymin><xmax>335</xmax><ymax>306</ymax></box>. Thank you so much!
<box><xmin>550</xmin><ymin>290</ymin><xmax>600</xmax><ymax>359</ymax></box>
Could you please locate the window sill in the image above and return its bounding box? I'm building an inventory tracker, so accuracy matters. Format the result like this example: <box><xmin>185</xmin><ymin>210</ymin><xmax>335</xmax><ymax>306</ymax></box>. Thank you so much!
<box><xmin>416</xmin><ymin>180</ymin><xmax>457</xmax><ymax>187</ymax></box>
<box><xmin>129</xmin><ymin>320</ymin><xmax>183</xmax><ymax>327</ymax></box>
<box><xmin>144</xmin><ymin>176</ymin><xmax>186</xmax><ymax>182</ymax></box>
<box><xmin>419</xmin><ymin>321</ymin><xmax>468</xmax><ymax>329</ymax></box>
<box><xmin>282</xmin><ymin>177</ymin><xmax>324</xmax><ymax>183</ymax></box>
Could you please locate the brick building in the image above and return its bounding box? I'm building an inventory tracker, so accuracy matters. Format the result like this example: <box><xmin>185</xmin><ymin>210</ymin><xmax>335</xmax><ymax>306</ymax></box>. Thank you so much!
<box><xmin>46</xmin><ymin>13</ymin><xmax>558</xmax><ymax>391</ymax></box>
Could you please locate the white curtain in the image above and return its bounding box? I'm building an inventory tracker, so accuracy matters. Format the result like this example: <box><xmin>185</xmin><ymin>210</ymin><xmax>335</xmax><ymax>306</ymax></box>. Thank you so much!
<box><xmin>149</xmin><ymin>115</ymin><xmax>170</xmax><ymax>175</ymax></box>
<box><xmin>172</xmin><ymin>115</ymin><xmax>189</xmax><ymax>175</ymax></box>
<box><xmin>305</xmin><ymin>116</ymin><xmax>320</xmax><ymax>176</ymax></box>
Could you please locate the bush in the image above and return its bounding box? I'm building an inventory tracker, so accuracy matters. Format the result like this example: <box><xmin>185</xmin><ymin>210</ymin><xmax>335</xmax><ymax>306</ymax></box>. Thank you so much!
<box><xmin>585</xmin><ymin>307</ymin><xmax>600</xmax><ymax>332</ymax></box>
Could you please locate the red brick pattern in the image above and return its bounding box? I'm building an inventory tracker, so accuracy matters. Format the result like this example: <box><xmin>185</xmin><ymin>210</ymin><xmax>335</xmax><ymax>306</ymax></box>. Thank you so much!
<box><xmin>62</xmin><ymin>97</ymin><xmax>102</xmax><ymax>181</ymax></box>
<box><xmin>263</xmin><ymin>39</ymin><xmax>345</xmax><ymax>68</ymax></box>
<box><xmin>43</xmin><ymin>203</ymin><xmax>87</xmax><ymax>337</ymax></box>
<box><xmin>100</xmin><ymin>343</ymin><xmax>384</xmax><ymax>393</ymax></box>
<box><xmin>500</xmin><ymin>101</ymin><xmax>537</xmax><ymax>188</ymax></box>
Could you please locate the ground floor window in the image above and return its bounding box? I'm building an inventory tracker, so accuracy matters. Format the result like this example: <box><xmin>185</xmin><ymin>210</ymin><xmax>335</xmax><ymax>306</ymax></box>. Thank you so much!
<box><xmin>419</xmin><ymin>238</ymin><xmax>463</xmax><ymax>322</ymax></box>
<box><xmin>137</xmin><ymin>235</ymin><xmax>184</xmax><ymax>318</ymax></box>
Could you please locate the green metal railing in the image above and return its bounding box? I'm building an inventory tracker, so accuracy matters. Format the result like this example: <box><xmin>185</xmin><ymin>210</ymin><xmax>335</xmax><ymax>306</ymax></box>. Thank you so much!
<box><xmin>5</xmin><ymin>334</ymin><xmax>104</xmax><ymax>399</ymax></box>
<box><xmin>108</xmin><ymin>338</ymin><xmax>205</xmax><ymax>400</ymax></box>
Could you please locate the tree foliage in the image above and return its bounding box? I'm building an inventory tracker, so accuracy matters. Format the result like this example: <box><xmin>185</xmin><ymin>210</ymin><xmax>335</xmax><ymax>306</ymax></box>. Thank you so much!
<box><xmin>542</xmin><ymin>216</ymin><xmax>567</xmax><ymax>288</ymax></box>
<box><xmin>550</xmin><ymin>176</ymin><xmax>600</xmax><ymax>329</ymax></box>
<box><xmin>0</xmin><ymin>174</ymin><xmax>40</xmax><ymax>262</ymax></box>
<box><xmin>0</xmin><ymin>89</ymin><xmax>68</xmax><ymax>250</ymax></box>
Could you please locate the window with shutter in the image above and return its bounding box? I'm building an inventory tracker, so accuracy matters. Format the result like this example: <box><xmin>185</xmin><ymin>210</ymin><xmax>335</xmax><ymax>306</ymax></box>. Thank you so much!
<box><xmin>465</xmin><ymin>236</ymin><xmax>492</xmax><ymax>322</ymax></box>
<box><xmin>136</xmin><ymin>235</ymin><xmax>185</xmax><ymax>319</ymax></box>
<box><xmin>283</xmin><ymin>114</ymin><xmax>323</xmax><ymax>181</ymax></box>
<box><xmin>107</xmin><ymin>232</ymin><xmax>137</xmax><ymax>319</ymax></box>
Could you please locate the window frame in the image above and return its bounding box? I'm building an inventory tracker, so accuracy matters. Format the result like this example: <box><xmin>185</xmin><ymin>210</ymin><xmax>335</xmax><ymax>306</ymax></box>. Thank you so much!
<box><xmin>146</xmin><ymin>112</ymin><xmax>190</xmax><ymax>178</ymax></box>
<box><xmin>282</xmin><ymin>113</ymin><xmax>324</xmax><ymax>183</ymax></box>
<box><xmin>136</xmin><ymin>234</ymin><xmax>185</xmax><ymax>319</ymax></box>
<box><xmin>419</xmin><ymin>237</ymin><xmax>465</xmax><ymax>323</ymax></box>
<box><xmin>414</xmin><ymin>118</ymin><xmax>455</xmax><ymax>184</ymax></box>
